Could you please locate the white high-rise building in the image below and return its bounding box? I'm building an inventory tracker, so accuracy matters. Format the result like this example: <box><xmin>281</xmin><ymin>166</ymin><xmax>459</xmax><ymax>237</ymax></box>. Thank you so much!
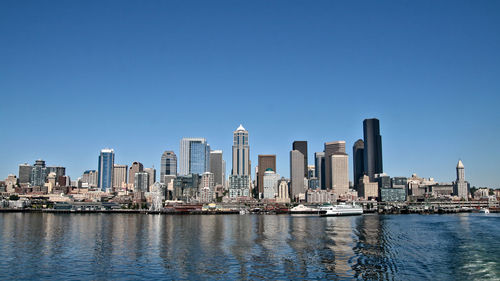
<box><xmin>179</xmin><ymin>138</ymin><xmax>210</xmax><ymax>176</ymax></box>
<box><xmin>263</xmin><ymin>169</ymin><xmax>280</xmax><ymax>199</ymax></box>
<box><xmin>331</xmin><ymin>154</ymin><xmax>349</xmax><ymax>195</ymax></box>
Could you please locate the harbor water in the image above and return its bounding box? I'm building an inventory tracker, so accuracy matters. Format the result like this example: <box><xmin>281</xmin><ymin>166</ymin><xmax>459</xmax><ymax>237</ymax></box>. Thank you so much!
<box><xmin>0</xmin><ymin>213</ymin><xmax>498</xmax><ymax>280</ymax></box>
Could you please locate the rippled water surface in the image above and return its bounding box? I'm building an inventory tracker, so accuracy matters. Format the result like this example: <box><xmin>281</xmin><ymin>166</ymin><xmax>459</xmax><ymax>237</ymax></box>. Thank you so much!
<box><xmin>0</xmin><ymin>213</ymin><xmax>498</xmax><ymax>280</ymax></box>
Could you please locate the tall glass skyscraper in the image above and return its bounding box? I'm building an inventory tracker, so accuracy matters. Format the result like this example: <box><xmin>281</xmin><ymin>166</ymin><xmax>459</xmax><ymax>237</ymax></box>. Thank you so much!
<box><xmin>179</xmin><ymin>138</ymin><xmax>210</xmax><ymax>176</ymax></box>
<box><xmin>363</xmin><ymin>118</ymin><xmax>383</xmax><ymax>181</ymax></box>
<box><xmin>98</xmin><ymin>148</ymin><xmax>115</xmax><ymax>191</ymax></box>
<box><xmin>352</xmin><ymin>139</ymin><xmax>365</xmax><ymax>189</ymax></box>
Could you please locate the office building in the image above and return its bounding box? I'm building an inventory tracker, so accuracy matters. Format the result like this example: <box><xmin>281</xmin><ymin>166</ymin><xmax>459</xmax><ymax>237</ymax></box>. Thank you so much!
<box><xmin>363</xmin><ymin>118</ymin><xmax>383</xmax><ymax>181</ymax></box>
<box><xmin>453</xmin><ymin>160</ymin><xmax>468</xmax><ymax>201</ymax></box>
<box><xmin>331</xmin><ymin>154</ymin><xmax>349</xmax><ymax>196</ymax></box>
<box><xmin>144</xmin><ymin>167</ymin><xmax>156</xmax><ymax>188</ymax></box>
<box><xmin>174</xmin><ymin>174</ymin><xmax>200</xmax><ymax>201</ymax></box>
<box><xmin>209</xmin><ymin>150</ymin><xmax>224</xmax><ymax>186</ymax></box>
<box><xmin>257</xmin><ymin>155</ymin><xmax>276</xmax><ymax>196</ymax></box>
<box><xmin>113</xmin><ymin>164</ymin><xmax>128</xmax><ymax>190</ymax></box>
<box><xmin>324</xmin><ymin>141</ymin><xmax>345</xmax><ymax>190</ymax></box>
<box><xmin>98</xmin><ymin>148</ymin><xmax>114</xmax><ymax>191</ymax></box>
<box><xmin>134</xmin><ymin>172</ymin><xmax>149</xmax><ymax>192</ymax></box>
<box><xmin>179</xmin><ymin>138</ymin><xmax>210</xmax><ymax>176</ymax></box>
<box><xmin>263</xmin><ymin>169</ymin><xmax>280</xmax><ymax>199</ymax></box>
<box><xmin>160</xmin><ymin>151</ymin><xmax>177</xmax><ymax>183</ymax></box>
<box><xmin>290</xmin><ymin>150</ymin><xmax>305</xmax><ymax>199</ymax></box>
<box><xmin>128</xmin><ymin>162</ymin><xmax>144</xmax><ymax>188</ymax></box>
<box><xmin>359</xmin><ymin>175</ymin><xmax>378</xmax><ymax>200</ymax></box>
<box><xmin>315</xmin><ymin>152</ymin><xmax>325</xmax><ymax>189</ymax></box>
<box><xmin>31</xmin><ymin>159</ymin><xmax>48</xmax><ymax>187</ymax></box>
<box><xmin>292</xmin><ymin>141</ymin><xmax>308</xmax><ymax>177</ymax></box>
<box><xmin>82</xmin><ymin>170</ymin><xmax>98</xmax><ymax>188</ymax></box>
<box><xmin>276</xmin><ymin>179</ymin><xmax>290</xmax><ymax>203</ymax></box>
<box><xmin>18</xmin><ymin>163</ymin><xmax>32</xmax><ymax>184</ymax></box>
<box><xmin>229</xmin><ymin>125</ymin><xmax>251</xmax><ymax>198</ymax></box>
<box><xmin>232</xmin><ymin>125</ymin><xmax>250</xmax><ymax>176</ymax></box>
<box><xmin>352</xmin><ymin>139</ymin><xmax>365</xmax><ymax>189</ymax></box>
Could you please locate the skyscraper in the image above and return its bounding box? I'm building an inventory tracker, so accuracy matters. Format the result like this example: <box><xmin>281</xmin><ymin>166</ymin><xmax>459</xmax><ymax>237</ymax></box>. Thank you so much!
<box><xmin>134</xmin><ymin>172</ymin><xmax>149</xmax><ymax>192</ymax></box>
<box><xmin>160</xmin><ymin>151</ymin><xmax>177</xmax><ymax>183</ymax></box>
<box><xmin>229</xmin><ymin>125</ymin><xmax>250</xmax><ymax>198</ymax></box>
<box><xmin>257</xmin><ymin>154</ymin><xmax>276</xmax><ymax>196</ymax></box>
<box><xmin>128</xmin><ymin>162</ymin><xmax>144</xmax><ymax>188</ymax></box>
<box><xmin>113</xmin><ymin>164</ymin><xmax>128</xmax><ymax>190</ymax></box>
<box><xmin>30</xmin><ymin>159</ymin><xmax>48</xmax><ymax>187</ymax></box>
<box><xmin>209</xmin><ymin>150</ymin><xmax>224</xmax><ymax>186</ymax></box>
<box><xmin>315</xmin><ymin>152</ymin><xmax>325</xmax><ymax>190</ymax></box>
<box><xmin>292</xmin><ymin>141</ymin><xmax>308</xmax><ymax>178</ymax></box>
<box><xmin>324</xmin><ymin>141</ymin><xmax>346</xmax><ymax>190</ymax></box>
<box><xmin>18</xmin><ymin>163</ymin><xmax>32</xmax><ymax>184</ymax></box>
<box><xmin>179</xmin><ymin>138</ymin><xmax>210</xmax><ymax>176</ymax></box>
<box><xmin>98</xmin><ymin>148</ymin><xmax>114</xmax><ymax>191</ymax></box>
<box><xmin>232</xmin><ymin>125</ymin><xmax>250</xmax><ymax>176</ymax></box>
<box><xmin>331</xmin><ymin>154</ymin><xmax>349</xmax><ymax>195</ymax></box>
<box><xmin>290</xmin><ymin>150</ymin><xmax>305</xmax><ymax>199</ymax></box>
<box><xmin>352</xmin><ymin>139</ymin><xmax>365</xmax><ymax>189</ymax></box>
<box><xmin>363</xmin><ymin>118</ymin><xmax>383</xmax><ymax>181</ymax></box>
<box><xmin>453</xmin><ymin>160</ymin><xmax>468</xmax><ymax>201</ymax></box>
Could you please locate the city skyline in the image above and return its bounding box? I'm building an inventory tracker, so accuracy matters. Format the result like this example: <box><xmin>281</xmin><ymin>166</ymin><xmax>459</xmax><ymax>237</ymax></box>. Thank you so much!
<box><xmin>1</xmin><ymin>1</ymin><xmax>499</xmax><ymax>189</ymax></box>
<box><xmin>0</xmin><ymin>119</ymin><xmax>495</xmax><ymax>189</ymax></box>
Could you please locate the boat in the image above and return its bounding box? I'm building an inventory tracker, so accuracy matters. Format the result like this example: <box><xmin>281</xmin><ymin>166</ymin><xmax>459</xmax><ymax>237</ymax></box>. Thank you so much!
<box><xmin>479</xmin><ymin>208</ymin><xmax>490</xmax><ymax>214</ymax></box>
<box><xmin>319</xmin><ymin>203</ymin><xmax>363</xmax><ymax>216</ymax></box>
<box><xmin>290</xmin><ymin>204</ymin><xmax>320</xmax><ymax>214</ymax></box>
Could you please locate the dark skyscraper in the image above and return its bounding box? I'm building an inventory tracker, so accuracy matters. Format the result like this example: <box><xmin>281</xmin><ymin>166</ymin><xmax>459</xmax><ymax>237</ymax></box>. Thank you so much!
<box><xmin>257</xmin><ymin>155</ymin><xmax>276</xmax><ymax>196</ymax></box>
<box><xmin>314</xmin><ymin>152</ymin><xmax>325</xmax><ymax>190</ymax></box>
<box><xmin>292</xmin><ymin>141</ymin><xmax>307</xmax><ymax>178</ymax></box>
<box><xmin>363</xmin><ymin>118</ymin><xmax>383</xmax><ymax>181</ymax></box>
<box><xmin>353</xmin><ymin>139</ymin><xmax>365</xmax><ymax>189</ymax></box>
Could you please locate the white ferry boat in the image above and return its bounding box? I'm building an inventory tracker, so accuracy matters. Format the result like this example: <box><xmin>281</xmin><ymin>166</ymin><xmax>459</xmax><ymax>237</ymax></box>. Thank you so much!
<box><xmin>319</xmin><ymin>203</ymin><xmax>363</xmax><ymax>216</ymax></box>
<box><xmin>290</xmin><ymin>204</ymin><xmax>320</xmax><ymax>214</ymax></box>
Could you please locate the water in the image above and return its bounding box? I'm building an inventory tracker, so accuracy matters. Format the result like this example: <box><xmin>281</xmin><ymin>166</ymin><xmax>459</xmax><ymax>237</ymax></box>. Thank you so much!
<box><xmin>0</xmin><ymin>213</ymin><xmax>498</xmax><ymax>280</ymax></box>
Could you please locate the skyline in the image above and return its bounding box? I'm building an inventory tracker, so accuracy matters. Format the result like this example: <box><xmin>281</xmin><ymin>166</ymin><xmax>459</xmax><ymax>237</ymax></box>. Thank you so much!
<box><xmin>1</xmin><ymin>120</ymin><xmax>491</xmax><ymax>188</ymax></box>
<box><xmin>1</xmin><ymin>0</ymin><xmax>499</xmax><ymax>188</ymax></box>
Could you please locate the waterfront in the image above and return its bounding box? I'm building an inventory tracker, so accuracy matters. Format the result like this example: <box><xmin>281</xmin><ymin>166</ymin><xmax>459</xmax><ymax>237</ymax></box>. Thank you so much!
<box><xmin>0</xmin><ymin>213</ymin><xmax>498</xmax><ymax>280</ymax></box>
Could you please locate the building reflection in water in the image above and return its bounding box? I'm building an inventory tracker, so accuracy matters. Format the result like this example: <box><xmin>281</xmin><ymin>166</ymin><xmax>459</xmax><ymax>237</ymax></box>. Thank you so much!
<box><xmin>351</xmin><ymin>214</ymin><xmax>394</xmax><ymax>280</ymax></box>
<box><xmin>323</xmin><ymin>216</ymin><xmax>356</xmax><ymax>278</ymax></box>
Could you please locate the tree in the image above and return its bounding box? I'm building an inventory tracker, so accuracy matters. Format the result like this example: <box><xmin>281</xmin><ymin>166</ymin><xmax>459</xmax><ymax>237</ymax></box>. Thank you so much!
<box><xmin>9</xmin><ymin>194</ymin><xmax>19</xmax><ymax>201</ymax></box>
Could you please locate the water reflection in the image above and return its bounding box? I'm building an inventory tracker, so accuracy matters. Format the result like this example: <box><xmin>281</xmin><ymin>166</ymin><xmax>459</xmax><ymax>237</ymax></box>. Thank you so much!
<box><xmin>0</xmin><ymin>213</ymin><xmax>499</xmax><ymax>280</ymax></box>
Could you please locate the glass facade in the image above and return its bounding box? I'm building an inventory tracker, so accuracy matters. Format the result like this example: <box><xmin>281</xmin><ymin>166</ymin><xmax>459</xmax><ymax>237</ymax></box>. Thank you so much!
<box><xmin>98</xmin><ymin>149</ymin><xmax>115</xmax><ymax>191</ymax></box>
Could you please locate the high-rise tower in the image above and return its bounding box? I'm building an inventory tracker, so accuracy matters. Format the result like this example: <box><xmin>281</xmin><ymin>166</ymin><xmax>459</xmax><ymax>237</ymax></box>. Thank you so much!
<box><xmin>324</xmin><ymin>141</ymin><xmax>346</xmax><ymax>190</ymax></box>
<box><xmin>160</xmin><ymin>151</ymin><xmax>177</xmax><ymax>183</ymax></box>
<box><xmin>352</xmin><ymin>139</ymin><xmax>365</xmax><ymax>190</ymax></box>
<box><xmin>232</xmin><ymin>125</ymin><xmax>250</xmax><ymax>176</ymax></box>
<box><xmin>98</xmin><ymin>148</ymin><xmax>114</xmax><ymax>191</ymax></box>
<box><xmin>292</xmin><ymin>141</ymin><xmax>308</xmax><ymax>178</ymax></box>
<box><xmin>363</xmin><ymin>118</ymin><xmax>383</xmax><ymax>181</ymax></box>
<box><xmin>179</xmin><ymin>138</ymin><xmax>210</xmax><ymax>176</ymax></box>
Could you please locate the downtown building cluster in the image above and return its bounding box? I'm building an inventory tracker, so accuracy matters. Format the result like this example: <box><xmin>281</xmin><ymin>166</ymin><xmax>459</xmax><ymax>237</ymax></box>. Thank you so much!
<box><xmin>1</xmin><ymin>118</ymin><xmax>489</xmax><ymax>207</ymax></box>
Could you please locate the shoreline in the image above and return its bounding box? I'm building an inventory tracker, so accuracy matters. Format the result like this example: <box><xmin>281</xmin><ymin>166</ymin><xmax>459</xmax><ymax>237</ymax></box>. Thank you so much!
<box><xmin>0</xmin><ymin>208</ymin><xmax>496</xmax><ymax>215</ymax></box>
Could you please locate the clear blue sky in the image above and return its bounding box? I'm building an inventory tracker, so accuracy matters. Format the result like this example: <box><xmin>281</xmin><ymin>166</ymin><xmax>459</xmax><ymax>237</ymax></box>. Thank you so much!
<box><xmin>1</xmin><ymin>0</ymin><xmax>499</xmax><ymax>188</ymax></box>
